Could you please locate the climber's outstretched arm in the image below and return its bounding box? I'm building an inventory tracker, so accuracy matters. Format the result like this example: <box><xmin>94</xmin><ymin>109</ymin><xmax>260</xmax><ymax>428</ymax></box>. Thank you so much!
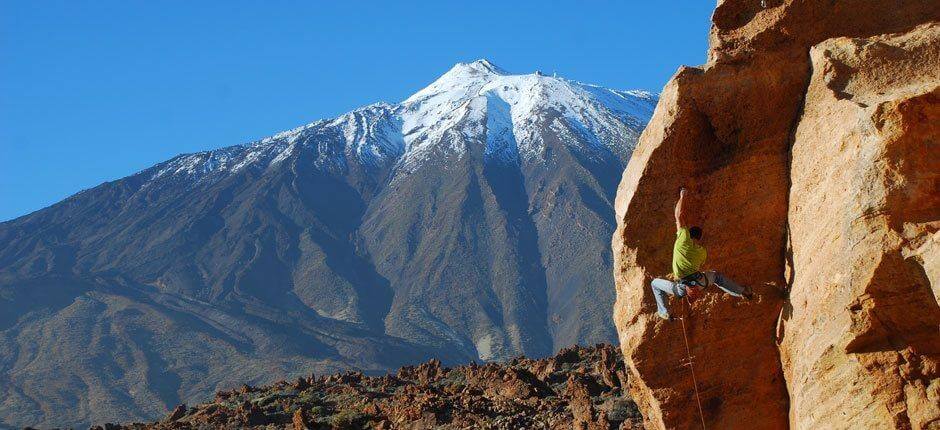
<box><xmin>675</xmin><ymin>187</ymin><xmax>689</xmax><ymax>230</ymax></box>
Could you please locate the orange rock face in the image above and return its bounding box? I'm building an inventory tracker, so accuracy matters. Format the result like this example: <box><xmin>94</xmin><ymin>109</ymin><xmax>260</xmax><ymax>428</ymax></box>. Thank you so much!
<box><xmin>782</xmin><ymin>23</ymin><xmax>940</xmax><ymax>429</ymax></box>
<box><xmin>612</xmin><ymin>1</ymin><xmax>940</xmax><ymax>429</ymax></box>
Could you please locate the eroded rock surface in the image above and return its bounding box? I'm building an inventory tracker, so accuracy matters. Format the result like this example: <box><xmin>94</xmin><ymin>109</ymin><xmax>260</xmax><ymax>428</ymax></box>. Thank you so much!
<box><xmin>782</xmin><ymin>23</ymin><xmax>940</xmax><ymax>429</ymax></box>
<box><xmin>612</xmin><ymin>1</ymin><xmax>939</xmax><ymax>429</ymax></box>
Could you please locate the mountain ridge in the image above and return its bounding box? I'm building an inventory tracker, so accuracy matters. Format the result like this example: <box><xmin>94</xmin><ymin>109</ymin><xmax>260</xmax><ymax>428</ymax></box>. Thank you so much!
<box><xmin>127</xmin><ymin>59</ymin><xmax>655</xmax><ymax>192</ymax></box>
<box><xmin>0</xmin><ymin>60</ymin><xmax>656</xmax><ymax>428</ymax></box>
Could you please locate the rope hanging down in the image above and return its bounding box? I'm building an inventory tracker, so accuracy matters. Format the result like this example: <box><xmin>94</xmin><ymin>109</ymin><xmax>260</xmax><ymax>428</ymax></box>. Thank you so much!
<box><xmin>679</xmin><ymin>296</ymin><xmax>707</xmax><ymax>430</ymax></box>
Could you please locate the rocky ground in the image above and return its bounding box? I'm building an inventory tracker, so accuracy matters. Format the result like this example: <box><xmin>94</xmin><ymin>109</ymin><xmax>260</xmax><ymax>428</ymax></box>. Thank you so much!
<box><xmin>89</xmin><ymin>344</ymin><xmax>640</xmax><ymax>429</ymax></box>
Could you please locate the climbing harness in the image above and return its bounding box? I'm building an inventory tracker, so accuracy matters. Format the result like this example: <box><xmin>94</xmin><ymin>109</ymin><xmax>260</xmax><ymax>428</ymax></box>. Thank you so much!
<box><xmin>679</xmin><ymin>272</ymin><xmax>708</xmax><ymax>303</ymax></box>
<box><xmin>680</xmin><ymin>272</ymin><xmax>707</xmax><ymax>286</ymax></box>
<box><xmin>678</xmin><ymin>296</ymin><xmax>707</xmax><ymax>430</ymax></box>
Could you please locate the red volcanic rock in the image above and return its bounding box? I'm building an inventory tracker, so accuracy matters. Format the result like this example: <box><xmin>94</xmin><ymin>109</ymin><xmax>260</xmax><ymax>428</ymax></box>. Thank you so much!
<box><xmin>414</xmin><ymin>358</ymin><xmax>444</xmax><ymax>385</ymax></box>
<box><xmin>567</xmin><ymin>374</ymin><xmax>611</xmax><ymax>430</ymax></box>
<box><xmin>164</xmin><ymin>404</ymin><xmax>187</xmax><ymax>422</ymax></box>
<box><xmin>291</xmin><ymin>376</ymin><xmax>310</xmax><ymax>391</ymax></box>
<box><xmin>292</xmin><ymin>408</ymin><xmax>312</xmax><ymax>430</ymax></box>
<box><xmin>109</xmin><ymin>344</ymin><xmax>638</xmax><ymax>429</ymax></box>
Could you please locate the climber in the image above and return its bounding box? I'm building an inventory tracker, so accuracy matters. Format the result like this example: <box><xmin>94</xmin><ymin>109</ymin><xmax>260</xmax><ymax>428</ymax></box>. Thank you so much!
<box><xmin>650</xmin><ymin>187</ymin><xmax>753</xmax><ymax>320</ymax></box>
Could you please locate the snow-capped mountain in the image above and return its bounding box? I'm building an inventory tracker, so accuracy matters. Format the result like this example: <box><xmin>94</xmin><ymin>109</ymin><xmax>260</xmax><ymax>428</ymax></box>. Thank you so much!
<box><xmin>149</xmin><ymin>59</ymin><xmax>654</xmax><ymax>183</ymax></box>
<box><xmin>0</xmin><ymin>60</ymin><xmax>656</xmax><ymax>428</ymax></box>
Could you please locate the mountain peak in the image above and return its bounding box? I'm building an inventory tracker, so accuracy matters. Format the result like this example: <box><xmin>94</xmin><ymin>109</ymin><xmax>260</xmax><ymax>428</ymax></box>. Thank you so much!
<box><xmin>148</xmin><ymin>61</ymin><xmax>658</xmax><ymax>184</ymax></box>
<box><xmin>456</xmin><ymin>58</ymin><xmax>506</xmax><ymax>75</ymax></box>
<box><xmin>434</xmin><ymin>59</ymin><xmax>508</xmax><ymax>82</ymax></box>
<box><xmin>403</xmin><ymin>60</ymin><xmax>506</xmax><ymax>105</ymax></box>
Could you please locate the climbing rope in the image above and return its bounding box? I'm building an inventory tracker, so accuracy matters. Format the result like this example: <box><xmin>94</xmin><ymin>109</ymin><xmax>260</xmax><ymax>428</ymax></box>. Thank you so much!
<box><xmin>679</xmin><ymin>296</ymin><xmax>707</xmax><ymax>430</ymax></box>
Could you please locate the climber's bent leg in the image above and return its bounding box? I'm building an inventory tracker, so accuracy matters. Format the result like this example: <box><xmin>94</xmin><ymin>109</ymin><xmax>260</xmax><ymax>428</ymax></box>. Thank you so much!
<box><xmin>704</xmin><ymin>270</ymin><xmax>745</xmax><ymax>297</ymax></box>
<box><xmin>651</xmin><ymin>278</ymin><xmax>681</xmax><ymax>318</ymax></box>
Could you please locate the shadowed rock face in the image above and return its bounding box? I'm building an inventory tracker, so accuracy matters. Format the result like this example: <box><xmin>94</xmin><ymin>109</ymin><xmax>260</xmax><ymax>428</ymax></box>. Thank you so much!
<box><xmin>612</xmin><ymin>1</ymin><xmax>939</xmax><ymax>429</ymax></box>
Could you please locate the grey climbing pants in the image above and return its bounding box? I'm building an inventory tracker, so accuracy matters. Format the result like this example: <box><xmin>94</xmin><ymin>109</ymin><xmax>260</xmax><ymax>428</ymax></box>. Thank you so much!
<box><xmin>651</xmin><ymin>271</ymin><xmax>746</xmax><ymax>317</ymax></box>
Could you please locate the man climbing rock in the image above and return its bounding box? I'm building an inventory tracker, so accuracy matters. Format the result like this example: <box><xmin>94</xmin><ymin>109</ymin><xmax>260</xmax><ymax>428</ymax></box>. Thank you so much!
<box><xmin>650</xmin><ymin>187</ymin><xmax>753</xmax><ymax>320</ymax></box>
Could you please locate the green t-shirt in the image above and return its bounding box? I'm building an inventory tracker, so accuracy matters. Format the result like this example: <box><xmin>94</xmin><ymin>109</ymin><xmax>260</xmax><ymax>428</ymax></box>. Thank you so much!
<box><xmin>672</xmin><ymin>227</ymin><xmax>706</xmax><ymax>279</ymax></box>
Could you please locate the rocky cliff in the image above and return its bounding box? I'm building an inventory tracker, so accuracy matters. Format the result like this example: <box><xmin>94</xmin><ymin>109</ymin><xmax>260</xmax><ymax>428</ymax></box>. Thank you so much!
<box><xmin>612</xmin><ymin>1</ymin><xmax>939</xmax><ymax>429</ymax></box>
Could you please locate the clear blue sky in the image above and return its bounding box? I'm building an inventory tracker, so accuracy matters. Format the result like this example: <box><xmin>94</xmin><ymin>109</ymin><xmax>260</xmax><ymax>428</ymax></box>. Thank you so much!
<box><xmin>0</xmin><ymin>1</ymin><xmax>714</xmax><ymax>222</ymax></box>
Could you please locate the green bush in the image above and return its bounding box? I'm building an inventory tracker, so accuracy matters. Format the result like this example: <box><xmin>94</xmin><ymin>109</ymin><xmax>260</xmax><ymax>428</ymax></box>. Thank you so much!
<box><xmin>309</xmin><ymin>405</ymin><xmax>329</xmax><ymax>417</ymax></box>
<box><xmin>330</xmin><ymin>409</ymin><xmax>370</xmax><ymax>429</ymax></box>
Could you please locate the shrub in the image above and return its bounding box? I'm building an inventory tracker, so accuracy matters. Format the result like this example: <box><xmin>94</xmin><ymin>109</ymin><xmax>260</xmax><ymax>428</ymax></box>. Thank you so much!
<box><xmin>330</xmin><ymin>409</ymin><xmax>371</xmax><ymax>429</ymax></box>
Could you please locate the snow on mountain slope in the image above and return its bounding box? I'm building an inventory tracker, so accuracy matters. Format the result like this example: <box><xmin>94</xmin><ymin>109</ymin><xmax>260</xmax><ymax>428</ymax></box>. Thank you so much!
<box><xmin>0</xmin><ymin>60</ymin><xmax>659</xmax><ymax>428</ymax></box>
<box><xmin>148</xmin><ymin>59</ymin><xmax>656</xmax><ymax>184</ymax></box>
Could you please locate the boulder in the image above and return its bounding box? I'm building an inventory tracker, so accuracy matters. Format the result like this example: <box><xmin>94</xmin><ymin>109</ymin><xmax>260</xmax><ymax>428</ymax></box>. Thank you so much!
<box><xmin>612</xmin><ymin>1</ymin><xmax>940</xmax><ymax>428</ymax></box>
<box><xmin>567</xmin><ymin>374</ymin><xmax>607</xmax><ymax>430</ymax></box>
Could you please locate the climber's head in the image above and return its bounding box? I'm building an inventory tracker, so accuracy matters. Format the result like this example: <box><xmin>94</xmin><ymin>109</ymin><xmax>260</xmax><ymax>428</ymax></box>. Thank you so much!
<box><xmin>689</xmin><ymin>226</ymin><xmax>703</xmax><ymax>241</ymax></box>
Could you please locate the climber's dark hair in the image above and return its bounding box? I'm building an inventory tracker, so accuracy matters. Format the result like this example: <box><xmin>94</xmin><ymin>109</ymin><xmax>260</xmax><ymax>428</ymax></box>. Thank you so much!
<box><xmin>689</xmin><ymin>226</ymin><xmax>703</xmax><ymax>240</ymax></box>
